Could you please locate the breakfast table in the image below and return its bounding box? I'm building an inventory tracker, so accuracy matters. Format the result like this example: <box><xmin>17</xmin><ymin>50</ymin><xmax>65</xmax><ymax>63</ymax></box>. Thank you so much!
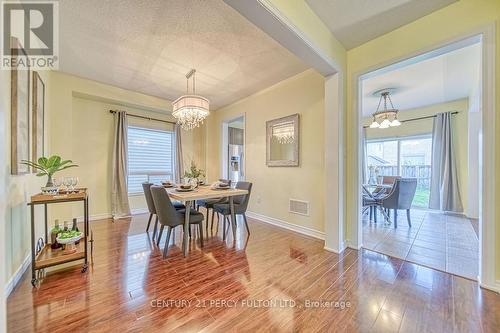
<box><xmin>166</xmin><ymin>185</ymin><xmax>249</xmax><ymax>257</ymax></box>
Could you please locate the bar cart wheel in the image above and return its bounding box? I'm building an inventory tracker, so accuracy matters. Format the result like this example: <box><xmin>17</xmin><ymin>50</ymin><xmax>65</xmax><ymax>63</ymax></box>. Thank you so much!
<box><xmin>81</xmin><ymin>264</ymin><xmax>88</xmax><ymax>273</ymax></box>
<box><xmin>31</xmin><ymin>278</ymin><xmax>38</xmax><ymax>287</ymax></box>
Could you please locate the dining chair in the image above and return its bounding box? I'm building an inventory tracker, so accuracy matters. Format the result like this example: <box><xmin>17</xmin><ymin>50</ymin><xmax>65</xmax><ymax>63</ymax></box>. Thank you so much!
<box><xmin>213</xmin><ymin>181</ymin><xmax>252</xmax><ymax>238</ymax></box>
<box><xmin>379</xmin><ymin>178</ymin><xmax>418</xmax><ymax>228</ymax></box>
<box><xmin>142</xmin><ymin>182</ymin><xmax>185</xmax><ymax>240</ymax></box>
<box><xmin>196</xmin><ymin>179</ymin><xmax>231</xmax><ymax>233</ymax></box>
<box><xmin>373</xmin><ymin>176</ymin><xmax>401</xmax><ymax>195</ymax></box>
<box><xmin>150</xmin><ymin>185</ymin><xmax>204</xmax><ymax>258</ymax></box>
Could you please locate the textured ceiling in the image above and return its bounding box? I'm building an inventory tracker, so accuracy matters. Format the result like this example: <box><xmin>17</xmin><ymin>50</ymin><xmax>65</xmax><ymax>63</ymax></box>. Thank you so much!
<box><xmin>58</xmin><ymin>0</ymin><xmax>308</xmax><ymax>110</ymax></box>
<box><xmin>305</xmin><ymin>0</ymin><xmax>457</xmax><ymax>49</ymax></box>
<box><xmin>361</xmin><ymin>43</ymin><xmax>481</xmax><ymax>117</ymax></box>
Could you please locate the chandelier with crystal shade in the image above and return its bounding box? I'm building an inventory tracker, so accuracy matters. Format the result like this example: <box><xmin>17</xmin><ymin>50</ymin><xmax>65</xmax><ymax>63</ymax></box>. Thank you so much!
<box><xmin>369</xmin><ymin>89</ymin><xmax>401</xmax><ymax>129</ymax></box>
<box><xmin>272</xmin><ymin>122</ymin><xmax>295</xmax><ymax>144</ymax></box>
<box><xmin>172</xmin><ymin>69</ymin><xmax>210</xmax><ymax>130</ymax></box>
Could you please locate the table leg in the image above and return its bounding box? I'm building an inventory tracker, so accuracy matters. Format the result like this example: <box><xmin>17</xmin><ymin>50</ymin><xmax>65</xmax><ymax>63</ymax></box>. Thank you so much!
<box><xmin>229</xmin><ymin>196</ymin><xmax>236</xmax><ymax>240</ymax></box>
<box><xmin>183</xmin><ymin>201</ymin><xmax>191</xmax><ymax>257</ymax></box>
<box><xmin>83</xmin><ymin>197</ymin><xmax>88</xmax><ymax>272</ymax></box>
<box><xmin>44</xmin><ymin>203</ymin><xmax>48</xmax><ymax>244</ymax></box>
<box><xmin>30</xmin><ymin>204</ymin><xmax>36</xmax><ymax>286</ymax></box>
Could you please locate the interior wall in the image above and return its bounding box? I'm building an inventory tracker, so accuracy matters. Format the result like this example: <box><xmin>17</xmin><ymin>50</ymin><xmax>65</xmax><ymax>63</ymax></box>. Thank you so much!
<box><xmin>206</xmin><ymin>69</ymin><xmax>325</xmax><ymax>232</ymax></box>
<box><xmin>2</xmin><ymin>67</ymin><xmax>50</xmax><ymax>290</ymax></box>
<box><xmin>345</xmin><ymin>0</ymin><xmax>500</xmax><ymax>278</ymax></box>
<box><xmin>362</xmin><ymin>98</ymin><xmax>470</xmax><ymax>213</ymax></box>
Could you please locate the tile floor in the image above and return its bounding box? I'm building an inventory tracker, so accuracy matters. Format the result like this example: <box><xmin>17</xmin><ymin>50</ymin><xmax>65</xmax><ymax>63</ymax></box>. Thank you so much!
<box><xmin>362</xmin><ymin>208</ymin><xmax>479</xmax><ymax>280</ymax></box>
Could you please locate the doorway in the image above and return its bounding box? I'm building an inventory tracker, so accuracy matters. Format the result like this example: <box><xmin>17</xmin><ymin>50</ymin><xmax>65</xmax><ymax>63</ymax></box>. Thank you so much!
<box><xmin>357</xmin><ymin>36</ymin><xmax>484</xmax><ymax>280</ymax></box>
<box><xmin>221</xmin><ymin>116</ymin><xmax>245</xmax><ymax>183</ymax></box>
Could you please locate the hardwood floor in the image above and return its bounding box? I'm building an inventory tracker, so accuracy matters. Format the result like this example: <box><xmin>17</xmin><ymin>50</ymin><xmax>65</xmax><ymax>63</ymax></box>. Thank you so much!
<box><xmin>7</xmin><ymin>212</ymin><xmax>500</xmax><ymax>332</ymax></box>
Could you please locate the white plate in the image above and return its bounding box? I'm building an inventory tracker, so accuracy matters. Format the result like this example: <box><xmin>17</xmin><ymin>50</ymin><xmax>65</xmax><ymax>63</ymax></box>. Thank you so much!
<box><xmin>175</xmin><ymin>187</ymin><xmax>194</xmax><ymax>192</ymax></box>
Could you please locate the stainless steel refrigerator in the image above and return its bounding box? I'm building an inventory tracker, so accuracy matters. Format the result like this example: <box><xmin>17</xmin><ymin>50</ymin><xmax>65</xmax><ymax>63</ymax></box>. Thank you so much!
<box><xmin>228</xmin><ymin>144</ymin><xmax>244</xmax><ymax>182</ymax></box>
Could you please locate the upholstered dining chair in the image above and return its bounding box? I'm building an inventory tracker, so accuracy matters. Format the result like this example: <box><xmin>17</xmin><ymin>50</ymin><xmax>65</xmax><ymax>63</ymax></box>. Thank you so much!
<box><xmin>142</xmin><ymin>182</ymin><xmax>184</xmax><ymax>239</ymax></box>
<box><xmin>150</xmin><ymin>185</ymin><xmax>204</xmax><ymax>258</ymax></box>
<box><xmin>373</xmin><ymin>175</ymin><xmax>401</xmax><ymax>195</ymax></box>
<box><xmin>379</xmin><ymin>178</ymin><xmax>418</xmax><ymax>228</ymax></box>
<box><xmin>196</xmin><ymin>179</ymin><xmax>231</xmax><ymax>233</ymax></box>
<box><xmin>213</xmin><ymin>181</ymin><xmax>252</xmax><ymax>238</ymax></box>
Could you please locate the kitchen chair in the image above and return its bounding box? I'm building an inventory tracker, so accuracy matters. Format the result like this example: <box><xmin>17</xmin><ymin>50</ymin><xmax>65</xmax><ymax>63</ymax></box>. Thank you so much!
<box><xmin>142</xmin><ymin>182</ymin><xmax>185</xmax><ymax>240</ymax></box>
<box><xmin>150</xmin><ymin>185</ymin><xmax>204</xmax><ymax>258</ymax></box>
<box><xmin>213</xmin><ymin>181</ymin><xmax>252</xmax><ymax>238</ymax></box>
<box><xmin>379</xmin><ymin>178</ymin><xmax>417</xmax><ymax>228</ymax></box>
<box><xmin>196</xmin><ymin>179</ymin><xmax>231</xmax><ymax>233</ymax></box>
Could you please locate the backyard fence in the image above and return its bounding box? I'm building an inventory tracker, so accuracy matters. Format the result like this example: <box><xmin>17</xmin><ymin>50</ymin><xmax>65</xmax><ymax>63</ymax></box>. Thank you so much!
<box><xmin>376</xmin><ymin>165</ymin><xmax>431</xmax><ymax>188</ymax></box>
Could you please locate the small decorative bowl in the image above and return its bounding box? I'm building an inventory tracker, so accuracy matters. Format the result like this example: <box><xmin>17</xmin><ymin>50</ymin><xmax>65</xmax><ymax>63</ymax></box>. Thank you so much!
<box><xmin>41</xmin><ymin>186</ymin><xmax>59</xmax><ymax>195</ymax></box>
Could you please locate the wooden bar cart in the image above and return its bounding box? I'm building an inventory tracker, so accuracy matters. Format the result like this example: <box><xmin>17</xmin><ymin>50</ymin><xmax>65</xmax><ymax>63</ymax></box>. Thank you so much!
<box><xmin>28</xmin><ymin>189</ymin><xmax>90</xmax><ymax>286</ymax></box>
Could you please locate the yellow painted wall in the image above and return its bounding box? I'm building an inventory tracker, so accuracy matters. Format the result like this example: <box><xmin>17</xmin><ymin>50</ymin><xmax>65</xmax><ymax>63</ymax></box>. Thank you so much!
<box><xmin>266</xmin><ymin>0</ymin><xmax>346</xmax><ymax>71</ymax></box>
<box><xmin>206</xmin><ymin>69</ymin><xmax>325</xmax><ymax>232</ymax></box>
<box><xmin>1</xmin><ymin>68</ymin><xmax>50</xmax><ymax>287</ymax></box>
<box><xmin>363</xmin><ymin>99</ymin><xmax>470</xmax><ymax>213</ymax></box>
<box><xmin>346</xmin><ymin>0</ymin><xmax>500</xmax><ymax>278</ymax></box>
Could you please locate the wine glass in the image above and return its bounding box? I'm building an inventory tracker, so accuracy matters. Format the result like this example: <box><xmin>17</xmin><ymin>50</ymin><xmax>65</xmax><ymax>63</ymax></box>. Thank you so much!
<box><xmin>53</xmin><ymin>177</ymin><xmax>62</xmax><ymax>192</ymax></box>
<box><xmin>63</xmin><ymin>177</ymin><xmax>72</xmax><ymax>193</ymax></box>
<box><xmin>71</xmin><ymin>177</ymin><xmax>79</xmax><ymax>192</ymax></box>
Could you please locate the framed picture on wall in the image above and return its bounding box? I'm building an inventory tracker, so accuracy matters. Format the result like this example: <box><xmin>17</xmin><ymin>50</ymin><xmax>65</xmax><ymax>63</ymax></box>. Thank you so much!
<box><xmin>10</xmin><ymin>37</ymin><xmax>30</xmax><ymax>175</ymax></box>
<box><xmin>32</xmin><ymin>71</ymin><xmax>45</xmax><ymax>167</ymax></box>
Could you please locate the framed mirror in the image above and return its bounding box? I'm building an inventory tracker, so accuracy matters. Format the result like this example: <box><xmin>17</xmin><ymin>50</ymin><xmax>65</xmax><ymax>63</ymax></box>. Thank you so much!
<box><xmin>266</xmin><ymin>114</ymin><xmax>299</xmax><ymax>167</ymax></box>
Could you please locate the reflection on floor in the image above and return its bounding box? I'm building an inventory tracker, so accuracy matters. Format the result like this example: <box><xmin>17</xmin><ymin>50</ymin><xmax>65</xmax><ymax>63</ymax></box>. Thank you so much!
<box><xmin>363</xmin><ymin>208</ymin><xmax>479</xmax><ymax>280</ymax></box>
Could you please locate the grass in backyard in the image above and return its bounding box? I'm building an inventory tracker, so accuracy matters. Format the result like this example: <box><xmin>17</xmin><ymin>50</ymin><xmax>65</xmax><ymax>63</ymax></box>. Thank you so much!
<box><xmin>413</xmin><ymin>187</ymin><xmax>430</xmax><ymax>208</ymax></box>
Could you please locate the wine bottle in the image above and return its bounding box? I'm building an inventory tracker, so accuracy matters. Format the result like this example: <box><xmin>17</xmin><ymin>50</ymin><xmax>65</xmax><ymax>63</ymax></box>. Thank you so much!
<box><xmin>50</xmin><ymin>219</ymin><xmax>61</xmax><ymax>249</ymax></box>
<box><xmin>72</xmin><ymin>218</ymin><xmax>80</xmax><ymax>245</ymax></box>
<box><xmin>63</xmin><ymin>221</ymin><xmax>68</xmax><ymax>232</ymax></box>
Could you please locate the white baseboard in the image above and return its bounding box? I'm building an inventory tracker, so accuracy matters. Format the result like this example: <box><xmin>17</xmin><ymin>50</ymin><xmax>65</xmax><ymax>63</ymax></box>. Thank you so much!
<box><xmin>480</xmin><ymin>280</ymin><xmax>500</xmax><ymax>294</ymax></box>
<box><xmin>75</xmin><ymin>213</ymin><xmax>112</xmax><ymax>223</ymax></box>
<box><xmin>246</xmin><ymin>211</ymin><xmax>325</xmax><ymax>240</ymax></box>
<box><xmin>5</xmin><ymin>254</ymin><xmax>30</xmax><ymax>297</ymax></box>
<box><xmin>324</xmin><ymin>243</ymin><xmax>346</xmax><ymax>254</ymax></box>
<box><xmin>131</xmin><ymin>208</ymin><xmax>149</xmax><ymax>215</ymax></box>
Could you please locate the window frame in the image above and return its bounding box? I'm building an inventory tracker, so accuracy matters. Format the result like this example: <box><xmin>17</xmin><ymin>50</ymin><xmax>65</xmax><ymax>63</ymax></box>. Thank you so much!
<box><xmin>127</xmin><ymin>125</ymin><xmax>176</xmax><ymax>196</ymax></box>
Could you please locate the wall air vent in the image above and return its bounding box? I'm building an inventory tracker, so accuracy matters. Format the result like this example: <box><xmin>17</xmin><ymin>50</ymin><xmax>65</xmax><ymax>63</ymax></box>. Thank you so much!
<box><xmin>289</xmin><ymin>199</ymin><xmax>309</xmax><ymax>216</ymax></box>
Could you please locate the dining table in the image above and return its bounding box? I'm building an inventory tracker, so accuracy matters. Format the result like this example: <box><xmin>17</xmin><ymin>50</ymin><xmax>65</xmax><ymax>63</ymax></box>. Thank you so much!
<box><xmin>166</xmin><ymin>185</ymin><xmax>249</xmax><ymax>257</ymax></box>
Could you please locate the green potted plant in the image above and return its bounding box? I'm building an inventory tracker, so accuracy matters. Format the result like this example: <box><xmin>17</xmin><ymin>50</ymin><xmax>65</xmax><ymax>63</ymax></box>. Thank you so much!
<box><xmin>21</xmin><ymin>155</ymin><xmax>78</xmax><ymax>188</ymax></box>
<box><xmin>184</xmin><ymin>161</ymin><xmax>205</xmax><ymax>186</ymax></box>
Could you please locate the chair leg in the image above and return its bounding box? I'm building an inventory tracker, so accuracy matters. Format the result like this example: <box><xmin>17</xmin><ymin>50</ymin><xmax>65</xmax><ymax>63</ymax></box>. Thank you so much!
<box><xmin>146</xmin><ymin>213</ymin><xmax>153</xmax><ymax>232</ymax></box>
<box><xmin>369</xmin><ymin>206</ymin><xmax>373</xmax><ymax>220</ymax></box>
<box><xmin>163</xmin><ymin>226</ymin><xmax>172</xmax><ymax>258</ymax></box>
<box><xmin>189</xmin><ymin>225</ymin><xmax>192</xmax><ymax>238</ymax></box>
<box><xmin>223</xmin><ymin>215</ymin><xmax>227</xmax><ymax>240</ymax></box>
<box><xmin>152</xmin><ymin>216</ymin><xmax>159</xmax><ymax>240</ymax></box>
<box><xmin>157</xmin><ymin>225</ymin><xmax>164</xmax><ymax>246</ymax></box>
<box><xmin>406</xmin><ymin>209</ymin><xmax>411</xmax><ymax>227</ymax></box>
<box><xmin>210</xmin><ymin>209</ymin><xmax>215</xmax><ymax>231</ymax></box>
<box><xmin>198</xmin><ymin>223</ymin><xmax>204</xmax><ymax>247</ymax></box>
<box><xmin>374</xmin><ymin>208</ymin><xmax>377</xmax><ymax>223</ymax></box>
<box><xmin>243</xmin><ymin>213</ymin><xmax>250</xmax><ymax>235</ymax></box>
<box><xmin>205</xmin><ymin>208</ymin><xmax>210</xmax><ymax>230</ymax></box>
<box><xmin>394</xmin><ymin>210</ymin><xmax>398</xmax><ymax>228</ymax></box>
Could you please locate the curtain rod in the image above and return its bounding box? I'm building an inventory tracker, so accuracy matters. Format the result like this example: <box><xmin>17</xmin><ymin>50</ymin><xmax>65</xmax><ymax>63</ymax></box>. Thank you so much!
<box><xmin>109</xmin><ymin>110</ymin><xmax>177</xmax><ymax>125</ymax></box>
<box><xmin>363</xmin><ymin>111</ymin><xmax>459</xmax><ymax>129</ymax></box>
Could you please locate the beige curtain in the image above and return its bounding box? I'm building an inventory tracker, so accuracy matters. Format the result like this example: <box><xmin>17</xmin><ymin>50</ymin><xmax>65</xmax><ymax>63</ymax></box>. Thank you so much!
<box><xmin>111</xmin><ymin>111</ymin><xmax>131</xmax><ymax>218</ymax></box>
<box><xmin>174</xmin><ymin>123</ymin><xmax>184</xmax><ymax>183</ymax></box>
<box><xmin>429</xmin><ymin>112</ymin><xmax>463</xmax><ymax>212</ymax></box>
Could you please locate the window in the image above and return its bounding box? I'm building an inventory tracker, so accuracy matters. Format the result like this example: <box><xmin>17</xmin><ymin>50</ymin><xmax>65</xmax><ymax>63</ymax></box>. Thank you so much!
<box><xmin>366</xmin><ymin>136</ymin><xmax>432</xmax><ymax>207</ymax></box>
<box><xmin>127</xmin><ymin>126</ymin><xmax>175</xmax><ymax>194</ymax></box>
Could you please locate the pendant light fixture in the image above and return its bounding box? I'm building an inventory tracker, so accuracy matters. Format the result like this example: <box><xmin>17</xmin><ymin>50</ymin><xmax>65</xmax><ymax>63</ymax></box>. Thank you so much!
<box><xmin>172</xmin><ymin>69</ymin><xmax>210</xmax><ymax>131</ymax></box>
<box><xmin>369</xmin><ymin>89</ymin><xmax>401</xmax><ymax>129</ymax></box>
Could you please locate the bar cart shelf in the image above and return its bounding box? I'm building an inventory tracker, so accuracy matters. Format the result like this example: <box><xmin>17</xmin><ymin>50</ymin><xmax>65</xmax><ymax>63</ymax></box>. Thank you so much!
<box><xmin>28</xmin><ymin>189</ymin><xmax>90</xmax><ymax>286</ymax></box>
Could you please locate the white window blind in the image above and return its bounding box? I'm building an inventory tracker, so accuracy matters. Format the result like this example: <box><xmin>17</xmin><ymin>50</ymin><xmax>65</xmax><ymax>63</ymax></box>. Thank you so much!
<box><xmin>127</xmin><ymin>126</ymin><xmax>175</xmax><ymax>194</ymax></box>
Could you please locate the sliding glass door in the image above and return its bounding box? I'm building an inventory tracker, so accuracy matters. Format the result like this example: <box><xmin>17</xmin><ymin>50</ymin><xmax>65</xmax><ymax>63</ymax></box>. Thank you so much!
<box><xmin>366</xmin><ymin>135</ymin><xmax>432</xmax><ymax>207</ymax></box>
